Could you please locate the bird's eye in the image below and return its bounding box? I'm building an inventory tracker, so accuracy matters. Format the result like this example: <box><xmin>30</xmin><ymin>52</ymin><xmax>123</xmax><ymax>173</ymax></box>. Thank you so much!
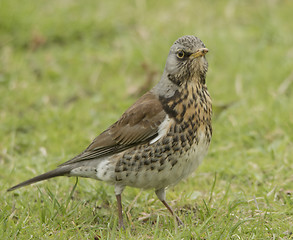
<box><xmin>176</xmin><ymin>50</ymin><xmax>185</xmax><ymax>59</ymax></box>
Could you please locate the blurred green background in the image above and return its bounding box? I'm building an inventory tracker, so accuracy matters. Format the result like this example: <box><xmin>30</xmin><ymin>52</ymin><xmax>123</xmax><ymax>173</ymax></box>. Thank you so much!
<box><xmin>1</xmin><ymin>0</ymin><xmax>293</xmax><ymax>239</ymax></box>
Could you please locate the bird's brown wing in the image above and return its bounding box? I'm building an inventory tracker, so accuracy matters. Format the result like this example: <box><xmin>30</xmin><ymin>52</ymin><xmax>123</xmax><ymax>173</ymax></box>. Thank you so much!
<box><xmin>59</xmin><ymin>92</ymin><xmax>166</xmax><ymax>166</ymax></box>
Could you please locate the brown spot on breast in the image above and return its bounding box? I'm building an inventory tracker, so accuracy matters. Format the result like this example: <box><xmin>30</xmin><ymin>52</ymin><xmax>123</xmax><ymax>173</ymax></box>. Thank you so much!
<box><xmin>171</xmin><ymin>160</ymin><xmax>178</xmax><ymax>167</ymax></box>
<box><xmin>144</xmin><ymin>160</ymin><xmax>150</xmax><ymax>165</ymax></box>
<box><xmin>162</xmin><ymin>138</ymin><xmax>170</xmax><ymax>145</ymax></box>
<box><xmin>173</xmin><ymin>146</ymin><xmax>181</xmax><ymax>152</ymax></box>
<box><xmin>158</xmin><ymin>166</ymin><xmax>165</xmax><ymax>172</ymax></box>
<box><xmin>164</xmin><ymin>145</ymin><xmax>171</xmax><ymax>152</ymax></box>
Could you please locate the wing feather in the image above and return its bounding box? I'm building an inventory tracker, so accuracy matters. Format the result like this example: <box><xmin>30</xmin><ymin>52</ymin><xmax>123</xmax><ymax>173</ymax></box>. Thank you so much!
<box><xmin>59</xmin><ymin>92</ymin><xmax>166</xmax><ymax>166</ymax></box>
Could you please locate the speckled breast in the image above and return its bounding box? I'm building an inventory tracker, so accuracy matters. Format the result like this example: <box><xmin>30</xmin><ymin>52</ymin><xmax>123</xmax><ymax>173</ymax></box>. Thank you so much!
<box><xmin>112</xmin><ymin>81</ymin><xmax>212</xmax><ymax>190</ymax></box>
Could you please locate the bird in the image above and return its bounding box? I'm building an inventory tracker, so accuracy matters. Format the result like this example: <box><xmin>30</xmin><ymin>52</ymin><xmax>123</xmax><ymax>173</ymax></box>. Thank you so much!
<box><xmin>7</xmin><ymin>35</ymin><xmax>212</xmax><ymax>228</ymax></box>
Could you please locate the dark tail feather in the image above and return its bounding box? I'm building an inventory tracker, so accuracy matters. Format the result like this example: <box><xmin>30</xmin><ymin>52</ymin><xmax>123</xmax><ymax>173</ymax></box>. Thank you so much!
<box><xmin>7</xmin><ymin>166</ymin><xmax>73</xmax><ymax>192</ymax></box>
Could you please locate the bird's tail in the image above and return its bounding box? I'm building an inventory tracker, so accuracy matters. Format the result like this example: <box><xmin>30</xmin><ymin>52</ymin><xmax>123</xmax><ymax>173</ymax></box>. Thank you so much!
<box><xmin>7</xmin><ymin>166</ymin><xmax>73</xmax><ymax>192</ymax></box>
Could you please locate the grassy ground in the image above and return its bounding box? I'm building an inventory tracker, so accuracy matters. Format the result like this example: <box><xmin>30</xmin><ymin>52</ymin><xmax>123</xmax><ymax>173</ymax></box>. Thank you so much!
<box><xmin>1</xmin><ymin>0</ymin><xmax>293</xmax><ymax>239</ymax></box>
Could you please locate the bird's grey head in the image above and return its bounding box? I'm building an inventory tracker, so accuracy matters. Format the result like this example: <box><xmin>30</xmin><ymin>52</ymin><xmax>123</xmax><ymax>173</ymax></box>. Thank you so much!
<box><xmin>166</xmin><ymin>35</ymin><xmax>208</xmax><ymax>85</ymax></box>
<box><xmin>153</xmin><ymin>35</ymin><xmax>209</xmax><ymax>98</ymax></box>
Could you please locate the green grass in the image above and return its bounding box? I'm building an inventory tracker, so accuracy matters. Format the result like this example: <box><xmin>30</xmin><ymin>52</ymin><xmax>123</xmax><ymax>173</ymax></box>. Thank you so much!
<box><xmin>1</xmin><ymin>0</ymin><xmax>293</xmax><ymax>239</ymax></box>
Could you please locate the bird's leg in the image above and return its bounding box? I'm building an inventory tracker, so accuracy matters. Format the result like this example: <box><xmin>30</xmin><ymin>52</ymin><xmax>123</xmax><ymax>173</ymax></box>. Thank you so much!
<box><xmin>115</xmin><ymin>185</ymin><xmax>125</xmax><ymax>229</ymax></box>
<box><xmin>155</xmin><ymin>188</ymin><xmax>183</xmax><ymax>225</ymax></box>
<box><xmin>161</xmin><ymin>199</ymin><xmax>183</xmax><ymax>225</ymax></box>
<box><xmin>116</xmin><ymin>194</ymin><xmax>125</xmax><ymax>229</ymax></box>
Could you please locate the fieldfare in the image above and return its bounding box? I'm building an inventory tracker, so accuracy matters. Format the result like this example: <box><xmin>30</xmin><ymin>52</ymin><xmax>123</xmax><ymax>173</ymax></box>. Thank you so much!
<box><xmin>8</xmin><ymin>35</ymin><xmax>212</xmax><ymax>228</ymax></box>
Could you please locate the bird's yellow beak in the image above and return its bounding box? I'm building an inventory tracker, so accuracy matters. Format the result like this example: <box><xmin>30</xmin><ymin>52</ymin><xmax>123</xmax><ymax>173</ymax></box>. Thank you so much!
<box><xmin>190</xmin><ymin>48</ymin><xmax>209</xmax><ymax>59</ymax></box>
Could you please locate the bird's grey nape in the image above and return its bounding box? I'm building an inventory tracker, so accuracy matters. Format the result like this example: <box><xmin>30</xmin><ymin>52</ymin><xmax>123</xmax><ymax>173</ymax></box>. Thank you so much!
<box><xmin>151</xmin><ymin>69</ymin><xmax>180</xmax><ymax>98</ymax></box>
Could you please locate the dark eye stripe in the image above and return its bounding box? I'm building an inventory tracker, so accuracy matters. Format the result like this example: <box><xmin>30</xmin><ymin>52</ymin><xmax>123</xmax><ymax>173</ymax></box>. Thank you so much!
<box><xmin>176</xmin><ymin>50</ymin><xmax>192</xmax><ymax>60</ymax></box>
<box><xmin>184</xmin><ymin>52</ymin><xmax>192</xmax><ymax>58</ymax></box>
